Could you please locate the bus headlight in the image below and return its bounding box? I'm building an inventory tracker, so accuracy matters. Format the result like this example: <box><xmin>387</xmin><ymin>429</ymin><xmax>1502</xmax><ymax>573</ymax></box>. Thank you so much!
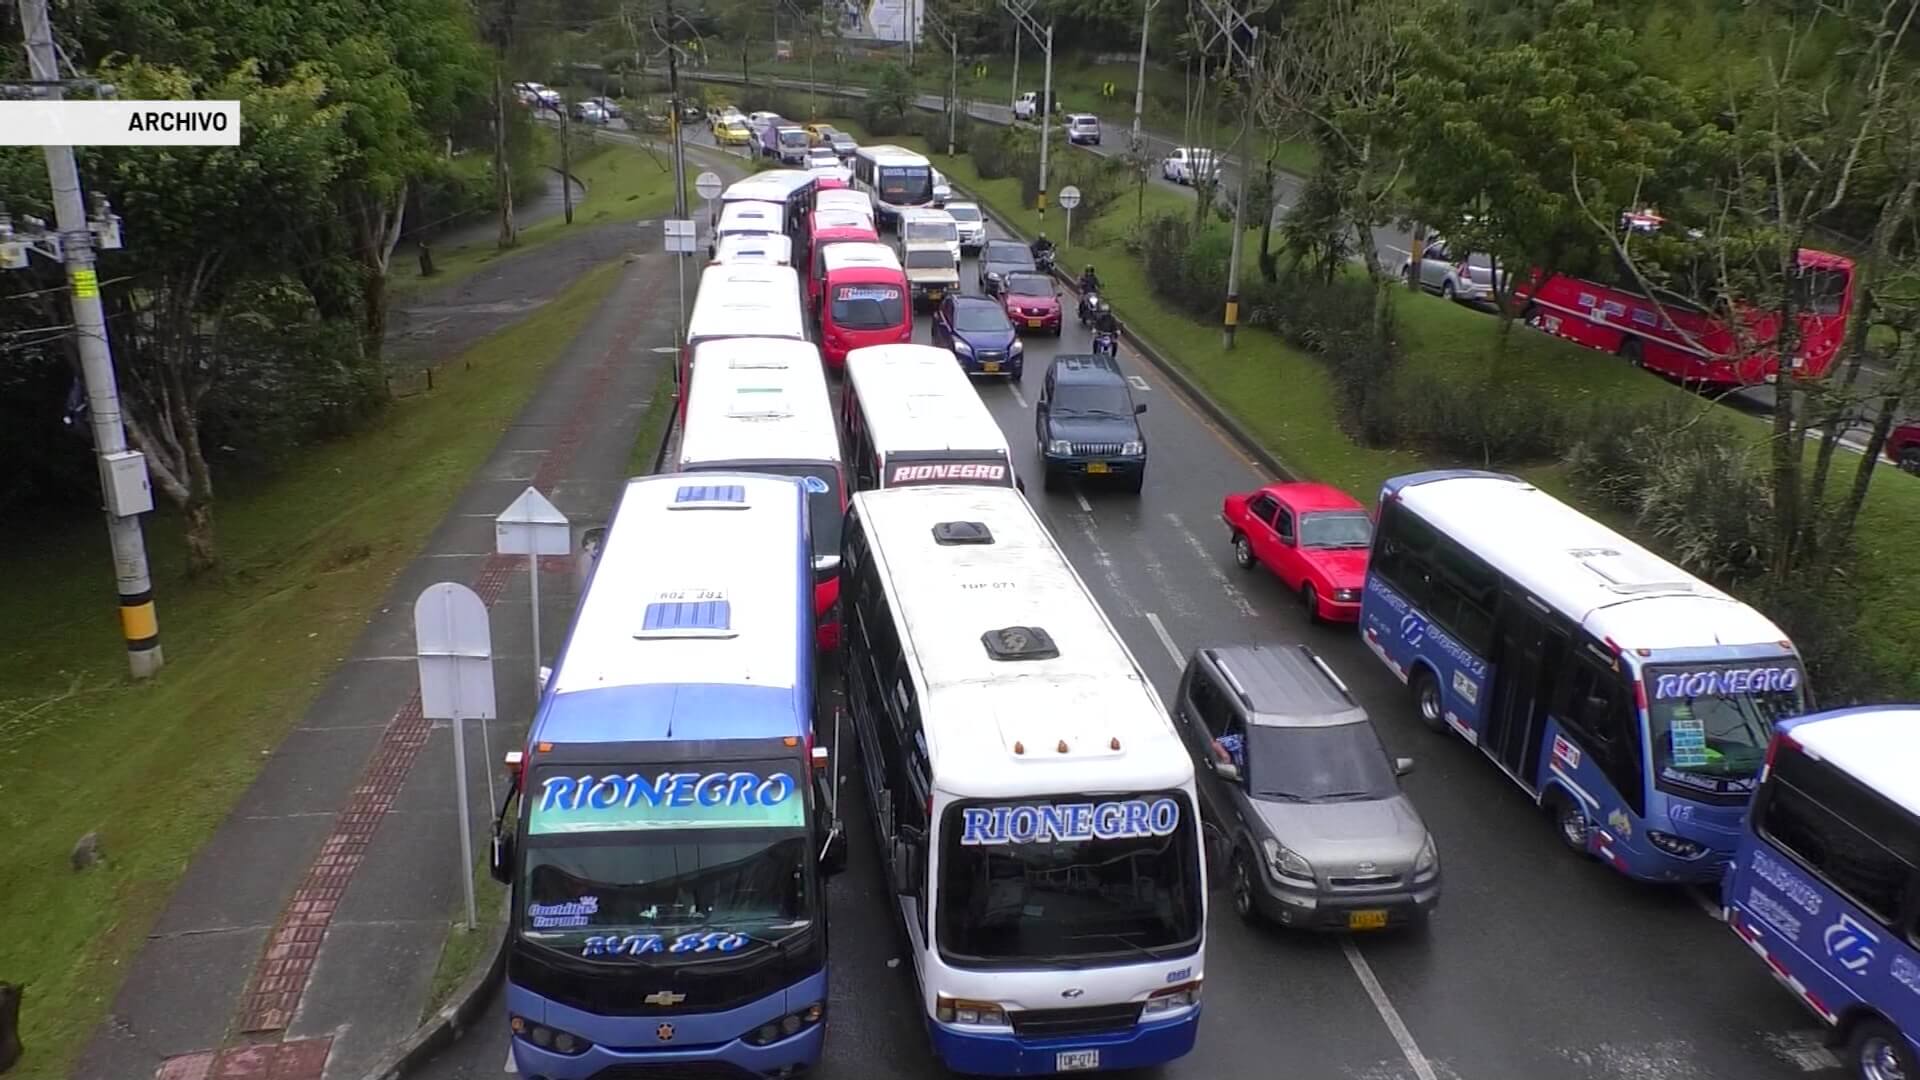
<box><xmin>1263</xmin><ymin>837</ymin><xmax>1314</xmax><ymax>884</ymax></box>
<box><xmin>743</xmin><ymin>1001</ymin><xmax>826</xmax><ymax>1045</ymax></box>
<box><xmin>1142</xmin><ymin>979</ymin><xmax>1202</xmax><ymax>1015</ymax></box>
<box><xmin>1646</xmin><ymin>831</ymin><xmax>1709</xmax><ymax>860</ymax></box>
<box><xmin>510</xmin><ymin>1015</ymin><xmax>594</xmax><ymax>1056</ymax></box>
<box><xmin>1413</xmin><ymin>835</ymin><xmax>1439</xmax><ymax>882</ymax></box>
<box><xmin>935</xmin><ymin>994</ymin><xmax>1007</xmax><ymax>1027</ymax></box>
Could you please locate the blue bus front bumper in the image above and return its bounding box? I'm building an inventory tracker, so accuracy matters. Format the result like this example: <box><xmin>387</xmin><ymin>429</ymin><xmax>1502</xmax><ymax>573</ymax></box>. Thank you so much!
<box><xmin>507</xmin><ymin>971</ymin><xmax>827</xmax><ymax>1080</ymax></box>
<box><xmin>927</xmin><ymin>1008</ymin><xmax>1199</xmax><ymax>1076</ymax></box>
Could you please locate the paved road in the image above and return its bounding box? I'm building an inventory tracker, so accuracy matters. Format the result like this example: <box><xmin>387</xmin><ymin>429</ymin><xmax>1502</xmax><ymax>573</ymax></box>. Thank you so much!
<box><xmin>407</xmin><ymin>213</ymin><xmax>1847</xmax><ymax>1080</ymax></box>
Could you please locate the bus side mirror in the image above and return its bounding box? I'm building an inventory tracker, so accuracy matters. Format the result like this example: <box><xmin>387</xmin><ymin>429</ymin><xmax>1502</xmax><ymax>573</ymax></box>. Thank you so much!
<box><xmin>489</xmin><ymin>823</ymin><xmax>516</xmax><ymax>885</ymax></box>
<box><xmin>1215</xmin><ymin>761</ymin><xmax>1242</xmax><ymax>784</ymax></box>
<box><xmin>1135</xmin><ymin>402</ymin><xmax>1147</xmax><ymax>415</ymax></box>
<box><xmin>1202</xmin><ymin>823</ymin><xmax>1231</xmax><ymax>891</ymax></box>
<box><xmin>888</xmin><ymin>834</ymin><xmax>923</xmax><ymax>896</ymax></box>
<box><xmin>820</xmin><ymin>826</ymin><xmax>848</xmax><ymax>877</ymax></box>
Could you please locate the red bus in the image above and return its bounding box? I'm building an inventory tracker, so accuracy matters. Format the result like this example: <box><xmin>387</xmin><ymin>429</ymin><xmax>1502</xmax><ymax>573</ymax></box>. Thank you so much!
<box><xmin>1513</xmin><ymin>218</ymin><xmax>1855</xmax><ymax>387</ymax></box>
<box><xmin>805</xmin><ymin>209</ymin><xmax>880</xmax><ymax>308</ymax></box>
<box><xmin>816</xmin><ymin>243</ymin><xmax>910</xmax><ymax>370</ymax></box>
<box><xmin>677</xmin><ymin>337</ymin><xmax>847</xmax><ymax>649</ymax></box>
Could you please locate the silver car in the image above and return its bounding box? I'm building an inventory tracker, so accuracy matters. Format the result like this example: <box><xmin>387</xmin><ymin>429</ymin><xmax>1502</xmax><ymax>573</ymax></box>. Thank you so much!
<box><xmin>1400</xmin><ymin>236</ymin><xmax>1507</xmax><ymax>305</ymax></box>
<box><xmin>1173</xmin><ymin>643</ymin><xmax>1440</xmax><ymax>931</ymax></box>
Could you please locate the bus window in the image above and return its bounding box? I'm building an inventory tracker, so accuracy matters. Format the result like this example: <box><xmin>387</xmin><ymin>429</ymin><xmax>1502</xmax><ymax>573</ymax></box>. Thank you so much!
<box><xmin>1760</xmin><ymin>748</ymin><xmax>1917</xmax><ymax>923</ymax></box>
<box><xmin>1370</xmin><ymin>501</ymin><xmax>1435</xmax><ymax>609</ymax></box>
<box><xmin>1644</xmin><ymin>660</ymin><xmax>1805</xmax><ymax>797</ymax></box>
<box><xmin>1558</xmin><ymin>657</ymin><xmax>1643</xmax><ymax>813</ymax></box>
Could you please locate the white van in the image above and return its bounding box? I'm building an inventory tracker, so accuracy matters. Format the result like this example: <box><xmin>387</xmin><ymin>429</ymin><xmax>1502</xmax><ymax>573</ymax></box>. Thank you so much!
<box><xmin>897</xmin><ymin>208</ymin><xmax>960</xmax><ymax>265</ymax></box>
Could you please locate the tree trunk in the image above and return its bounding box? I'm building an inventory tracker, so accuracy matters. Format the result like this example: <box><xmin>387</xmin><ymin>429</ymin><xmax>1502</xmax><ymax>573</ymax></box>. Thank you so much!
<box><xmin>560</xmin><ymin>107</ymin><xmax>575</xmax><ymax>226</ymax></box>
<box><xmin>0</xmin><ymin>981</ymin><xmax>21</xmax><ymax>1072</ymax></box>
<box><xmin>183</xmin><ymin>497</ymin><xmax>218</xmax><ymax>577</ymax></box>
<box><xmin>1833</xmin><ymin>347</ymin><xmax>1917</xmax><ymax>546</ymax></box>
<box><xmin>1767</xmin><ymin>251</ymin><xmax>1805</xmax><ymax>577</ymax></box>
<box><xmin>1256</xmin><ymin>149</ymin><xmax>1277</xmax><ymax>283</ymax></box>
<box><xmin>493</xmin><ymin>64</ymin><xmax>517</xmax><ymax>250</ymax></box>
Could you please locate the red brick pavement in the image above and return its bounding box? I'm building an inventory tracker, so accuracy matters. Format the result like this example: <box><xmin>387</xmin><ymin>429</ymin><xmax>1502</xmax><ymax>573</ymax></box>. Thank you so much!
<box><xmin>154</xmin><ymin>274</ymin><xmax>657</xmax><ymax>1080</ymax></box>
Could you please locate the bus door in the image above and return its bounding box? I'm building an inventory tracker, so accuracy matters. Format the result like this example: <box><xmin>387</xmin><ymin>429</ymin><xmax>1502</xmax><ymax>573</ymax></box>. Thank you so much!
<box><xmin>1483</xmin><ymin>590</ymin><xmax>1567</xmax><ymax>785</ymax></box>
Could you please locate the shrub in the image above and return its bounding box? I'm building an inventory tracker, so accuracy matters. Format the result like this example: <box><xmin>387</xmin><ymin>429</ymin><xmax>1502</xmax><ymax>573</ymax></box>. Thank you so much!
<box><xmin>1384</xmin><ymin>373</ymin><xmax>1569</xmax><ymax>464</ymax></box>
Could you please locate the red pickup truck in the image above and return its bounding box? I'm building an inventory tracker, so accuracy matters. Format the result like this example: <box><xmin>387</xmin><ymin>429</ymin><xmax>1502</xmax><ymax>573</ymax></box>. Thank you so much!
<box><xmin>1221</xmin><ymin>481</ymin><xmax>1375</xmax><ymax>624</ymax></box>
<box><xmin>1889</xmin><ymin>421</ymin><xmax>1920</xmax><ymax>474</ymax></box>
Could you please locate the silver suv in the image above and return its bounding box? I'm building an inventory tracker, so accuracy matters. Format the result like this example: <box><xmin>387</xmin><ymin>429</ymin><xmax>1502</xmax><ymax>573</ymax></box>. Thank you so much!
<box><xmin>1173</xmin><ymin>644</ymin><xmax>1440</xmax><ymax>931</ymax></box>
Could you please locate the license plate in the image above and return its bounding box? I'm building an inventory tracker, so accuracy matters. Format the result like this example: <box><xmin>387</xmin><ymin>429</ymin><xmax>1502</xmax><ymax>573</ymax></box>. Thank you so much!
<box><xmin>1028</xmin><ymin>318</ymin><xmax>1045</xmax><ymax>328</ymax></box>
<box><xmin>982</xmin><ymin>361</ymin><xmax>1001</xmax><ymax>372</ymax></box>
<box><xmin>1057</xmin><ymin>1050</ymin><xmax>1100</xmax><ymax>1071</ymax></box>
<box><xmin>1348</xmin><ymin>909</ymin><xmax>1389</xmax><ymax>931</ymax></box>
<box><xmin>1085</xmin><ymin>462</ymin><xmax>1110</xmax><ymax>475</ymax></box>
<box><xmin>927</xmin><ymin>290</ymin><xmax>943</xmax><ymax>300</ymax></box>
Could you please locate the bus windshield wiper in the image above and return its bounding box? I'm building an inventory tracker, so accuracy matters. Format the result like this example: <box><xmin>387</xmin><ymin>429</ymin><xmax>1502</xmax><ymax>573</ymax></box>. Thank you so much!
<box><xmin>1065</xmin><ymin>932</ymin><xmax>1165</xmax><ymax>963</ymax></box>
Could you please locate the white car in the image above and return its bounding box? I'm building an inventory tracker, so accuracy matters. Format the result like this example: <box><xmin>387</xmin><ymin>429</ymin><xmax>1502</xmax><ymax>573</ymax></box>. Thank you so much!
<box><xmin>945</xmin><ymin>200</ymin><xmax>988</xmax><ymax>252</ymax></box>
<box><xmin>1161</xmin><ymin>147</ymin><xmax>1219</xmax><ymax>185</ymax></box>
<box><xmin>1066</xmin><ymin>113</ymin><xmax>1101</xmax><ymax>146</ymax></box>
<box><xmin>804</xmin><ymin>146</ymin><xmax>840</xmax><ymax>170</ymax></box>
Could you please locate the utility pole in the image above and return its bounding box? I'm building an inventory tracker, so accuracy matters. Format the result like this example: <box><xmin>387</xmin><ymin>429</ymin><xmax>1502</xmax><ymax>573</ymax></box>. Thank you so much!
<box><xmin>663</xmin><ymin>0</ymin><xmax>690</xmax><ymax>341</ymax></box>
<box><xmin>1001</xmin><ymin>0</ymin><xmax>1054</xmax><ymax>216</ymax></box>
<box><xmin>16</xmin><ymin>0</ymin><xmax>164</xmax><ymax>678</ymax></box>
<box><xmin>923</xmin><ymin>2</ymin><xmax>963</xmax><ymax>157</ymax></box>
<box><xmin>559</xmin><ymin>95</ymin><xmax>574</xmax><ymax>225</ymax></box>
<box><xmin>1198</xmin><ymin>0</ymin><xmax>1267</xmax><ymax>349</ymax></box>
<box><xmin>1010</xmin><ymin>31</ymin><xmax>1020</xmax><ymax>113</ymax></box>
<box><xmin>492</xmin><ymin>0</ymin><xmax>518</xmax><ymax>249</ymax></box>
<box><xmin>1131</xmin><ymin>0</ymin><xmax>1161</xmax><ymax>149</ymax></box>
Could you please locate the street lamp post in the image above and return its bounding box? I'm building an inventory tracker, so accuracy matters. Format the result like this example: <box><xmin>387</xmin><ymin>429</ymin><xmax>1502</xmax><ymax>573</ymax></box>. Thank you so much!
<box><xmin>1198</xmin><ymin>0</ymin><xmax>1267</xmax><ymax>349</ymax></box>
<box><xmin>1001</xmin><ymin>0</ymin><xmax>1054</xmax><ymax>216</ymax></box>
<box><xmin>1131</xmin><ymin>0</ymin><xmax>1161</xmax><ymax>149</ymax></box>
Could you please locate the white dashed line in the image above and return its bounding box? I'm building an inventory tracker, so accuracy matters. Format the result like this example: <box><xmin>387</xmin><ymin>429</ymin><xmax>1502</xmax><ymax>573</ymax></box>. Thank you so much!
<box><xmin>1126</xmin><ymin>374</ymin><xmax>1150</xmax><ymax>391</ymax></box>
<box><xmin>1166</xmin><ymin>512</ymin><xmax>1257</xmax><ymax>618</ymax></box>
<box><xmin>1688</xmin><ymin>885</ymin><xmax>1727</xmax><ymax>922</ymax></box>
<box><xmin>504</xmin><ymin>1044</ymin><xmax>517</xmax><ymax>1072</ymax></box>
<box><xmin>1010</xmin><ymin>383</ymin><xmax>1029</xmax><ymax>409</ymax></box>
<box><xmin>1342</xmin><ymin>939</ymin><xmax>1440</xmax><ymax>1080</ymax></box>
<box><xmin>1144</xmin><ymin>611</ymin><xmax>1185</xmax><ymax>668</ymax></box>
<box><xmin>1074</xmin><ymin>491</ymin><xmax>1093</xmax><ymax>513</ymax></box>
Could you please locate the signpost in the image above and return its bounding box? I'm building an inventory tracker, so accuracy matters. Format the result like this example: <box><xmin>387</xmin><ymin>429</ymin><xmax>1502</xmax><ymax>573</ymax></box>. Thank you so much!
<box><xmin>1058</xmin><ymin>185</ymin><xmax>1082</xmax><ymax>248</ymax></box>
<box><xmin>694</xmin><ymin>170</ymin><xmax>723</xmax><ymax>261</ymax></box>
<box><xmin>494</xmin><ymin>486</ymin><xmax>571</xmax><ymax>681</ymax></box>
<box><xmin>413</xmin><ymin>582</ymin><xmax>496</xmax><ymax>930</ymax></box>
<box><xmin>664</xmin><ymin>217</ymin><xmax>697</xmax><ymax>343</ymax></box>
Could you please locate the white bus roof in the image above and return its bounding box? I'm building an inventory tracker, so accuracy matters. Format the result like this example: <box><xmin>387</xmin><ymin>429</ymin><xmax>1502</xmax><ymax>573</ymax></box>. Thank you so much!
<box><xmin>856</xmin><ymin>144</ymin><xmax>931</xmax><ymax>167</ymax></box>
<box><xmin>815</xmin><ymin>190</ymin><xmax>874</xmax><ymax>217</ymax></box>
<box><xmin>821</xmin><ymin>242</ymin><xmax>902</xmax><ymax>273</ymax></box>
<box><xmin>846</xmin><ymin>345</ymin><xmax>1011</xmax><ymax>457</ymax></box>
<box><xmin>1785</xmin><ymin>707</ymin><xmax>1920</xmax><ymax>818</ymax></box>
<box><xmin>722</xmin><ymin>171</ymin><xmax>816</xmax><ymax>201</ymax></box>
<box><xmin>712</xmin><ymin>233</ymin><xmax>793</xmax><ymax>266</ymax></box>
<box><xmin>851</xmin><ymin>484</ymin><xmax>1190</xmax><ymax>800</ymax></box>
<box><xmin>812</xmin><ymin>208</ymin><xmax>877</xmax><ymax>232</ymax></box>
<box><xmin>717</xmin><ymin>202</ymin><xmax>785</xmax><ymax>231</ymax></box>
<box><xmin>1388</xmin><ymin>472</ymin><xmax>1791</xmax><ymax>653</ymax></box>
<box><xmin>540</xmin><ymin>473</ymin><xmax>809</xmax><ymax>741</ymax></box>
<box><xmin>680</xmin><ymin>339</ymin><xmax>839</xmax><ymax>470</ymax></box>
<box><xmin>687</xmin><ymin>264</ymin><xmax>806</xmax><ymax>345</ymax></box>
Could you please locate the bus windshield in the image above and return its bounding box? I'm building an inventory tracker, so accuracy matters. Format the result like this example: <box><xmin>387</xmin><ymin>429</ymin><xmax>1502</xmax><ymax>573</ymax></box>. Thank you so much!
<box><xmin>1645</xmin><ymin>661</ymin><xmax>1806</xmax><ymax>795</ymax></box>
<box><xmin>936</xmin><ymin>794</ymin><xmax>1201</xmax><ymax>967</ymax></box>
<box><xmin>831</xmin><ymin>285</ymin><xmax>904</xmax><ymax>329</ymax></box>
<box><xmin>878</xmin><ymin>165</ymin><xmax>933</xmax><ymax>205</ymax></box>
<box><xmin>743</xmin><ymin>463</ymin><xmax>843</xmax><ymax>559</ymax></box>
<box><xmin>520</xmin><ymin>761</ymin><xmax>814</xmax><ymax>955</ymax></box>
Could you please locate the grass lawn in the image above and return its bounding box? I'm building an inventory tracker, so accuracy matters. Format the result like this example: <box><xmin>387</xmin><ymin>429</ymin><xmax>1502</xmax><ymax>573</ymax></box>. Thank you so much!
<box><xmin>834</xmin><ymin>118</ymin><xmax>1920</xmax><ymax>699</ymax></box>
<box><xmin>389</xmin><ymin>137</ymin><xmax>692</xmax><ymax>295</ymax></box>
<box><xmin>0</xmin><ymin>260</ymin><xmax>626</xmax><ymax>1080</ymax></box>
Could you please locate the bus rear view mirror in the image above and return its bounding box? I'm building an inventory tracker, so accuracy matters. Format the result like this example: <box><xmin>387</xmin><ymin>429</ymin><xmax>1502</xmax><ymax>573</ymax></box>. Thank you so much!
<box><xmin>889</xmin><ymin>836</ymin><xmax>922</xmax><ymax>896</ymax></box>
<box><xmin>820</xmin><ymin>826</ymin><xmax>848</xmax><ymax>877</ymax></box>
<box><xmin>489</xmin><ymin>823</ymin><xmax>516</xmax><ymax>885</ymax></box>
<box><xmin>1201</xmin><ymin>823</ymin><xmax>1231</xmax><ymax>891</ymax></box>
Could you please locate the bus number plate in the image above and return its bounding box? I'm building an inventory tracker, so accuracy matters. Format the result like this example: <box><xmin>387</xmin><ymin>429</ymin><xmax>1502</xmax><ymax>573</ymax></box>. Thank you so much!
<box><xmin>1057</xmin><ymin>1050</ymin><xmax>1100</xmax><ymax>1071</ymax></box>
<box><xmin>1348</xmin><ymin>909</ymin><xmax>1388</xmax><ymax>930</ymax></box>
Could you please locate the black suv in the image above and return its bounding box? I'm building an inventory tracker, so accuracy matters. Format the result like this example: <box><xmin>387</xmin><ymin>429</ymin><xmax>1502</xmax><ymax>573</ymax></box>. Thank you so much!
<box><xmin>1035</xmin><ymin>353</ymin><xmax>1147</xmax><ymax>494</ymax></box>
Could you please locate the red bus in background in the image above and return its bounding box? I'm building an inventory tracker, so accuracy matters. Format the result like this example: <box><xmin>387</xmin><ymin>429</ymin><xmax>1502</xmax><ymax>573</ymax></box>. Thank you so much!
<box><xmin>1512</xmin><ymin>213</ymin><xmax>1856</xmax><ymax>388</ymax></box>
<box><xmin>805</xmin><ymin>209</ymin><xmax>881</xmax><ymax>308</ymax></box>
<box><xmin>816</xmin><ymin>243</ymin><xmax>910</xmax><ymax>370</ymax></box>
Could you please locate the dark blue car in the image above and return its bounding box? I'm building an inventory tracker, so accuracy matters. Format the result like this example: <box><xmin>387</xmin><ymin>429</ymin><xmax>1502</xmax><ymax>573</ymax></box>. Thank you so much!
<box><xmin>932</xmin><ymin>295</ymin><xmax>1024</xmax><ymax>378</ymax></box>
<box><xmin>1035</xmin><ymin>353</ymin><xmax>1148</xmax><ymax>494</ymax></box>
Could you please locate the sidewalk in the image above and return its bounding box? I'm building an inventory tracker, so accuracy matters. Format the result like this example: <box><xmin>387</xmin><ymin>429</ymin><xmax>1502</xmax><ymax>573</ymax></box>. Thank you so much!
<box><xmin>72</xmin><ymin>215</ymin><xmax>712</xmax><ymax>1080</ymax></box>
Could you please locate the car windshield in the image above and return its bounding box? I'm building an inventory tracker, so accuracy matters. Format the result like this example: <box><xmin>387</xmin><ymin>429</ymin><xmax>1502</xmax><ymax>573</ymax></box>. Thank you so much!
<box><xmin>936</xmin><ymin>794</ymin><xmax>1201</xmax><ymax>966</ymax></box>
<box><xmin>1005</xmin><ymin>274</ymin><xmax>1053</xmax><ymax>297</ymax></box>
<box><xmin>948</xmin><ymin>205</ymin><xmax>981</xmax><ymax>222</ymax></box>
<box><xmin>985</xmin><ymin>244</ymin><xmax>1033</xmax><ymax>269</ymax></box>
<box><xmin>905</xmin><ymin>248</ymin><xmax>954</xmax><ymax>270</ymax></box>
<box><xmin>1053</xmin><ymin>382</ymin><xmax>1133</xmax><ymax>417</ymax></box>
<box><xmin>953</xmin><ymin>303</ymin><xmax>1009</xmax><ymax>332</ymax></box>
<box><xmin>1245</xmin><ymin>724</ymin><xmax>1398</xmax><ymax>802</ymax></box>
<box><xmin>1646</xmin><ymin>661</ymin><xmax>1806</xmax><ymax>795</ymax></box>
<box><xmin>831</xmin><ymin>284</ymin><xmax>905</xmax><ymax>329</ymax></box>
<box><xmin>878</xmin><ymin>165</ymin><xmax>933</xmax><ymax>205</ymax></box>
<box><xmin>1299</xmin><ymin>510</ymin><xmax>1373</xmax><ymax>549</ymax></box>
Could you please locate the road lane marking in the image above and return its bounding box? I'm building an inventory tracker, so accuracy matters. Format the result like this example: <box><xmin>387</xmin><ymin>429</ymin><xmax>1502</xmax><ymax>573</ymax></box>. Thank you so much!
<box><xmin>504</xmin><ymin>1044</ymin><xmax>517</xmax><ymax>1072</ymax></box>
<box><xmin>1075</xmin><ymin>519</ymin><xmax>1139</xmax><ymax>617</ymax></box>
<box><xmin>1687</xmin><ymin>885</ymin><xmax>1727</xmax><ymax>922</ymax></box>
<box><xmin>1127</xmin><ymin>375</ymin><xmax>1150</xmax><ymax>391</ymax></box>
<box><xmin>1010</xmin><ymin>383</ymin><xmax>1029</xmax><ymax>408</ymax></box>
<box><xmin>1166</xmin><ymin>512</ymin><xmax>1258</xmax><ymax>618</ymax></box>
<box><xmin>1144</xmin><ymin>611</ymin><xmax>1185</xmax><ymax>668</ymax></box>
<box><xmin>1342</xmin><ymin>939</ymin><xmax>1440</xmax><ymax>1080</ymax></box>
<box><xmin>1075</xmin><ymin>491</ymin><xmax>1093</xmax><ymax>513</ymax></box>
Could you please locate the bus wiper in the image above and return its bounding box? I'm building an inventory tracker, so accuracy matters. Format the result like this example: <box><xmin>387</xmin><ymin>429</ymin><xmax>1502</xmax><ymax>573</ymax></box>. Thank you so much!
<box><xmin>1066</xmin><ymin>932</ymin><xmax>1165</xmax><ymax>963</ymax></box>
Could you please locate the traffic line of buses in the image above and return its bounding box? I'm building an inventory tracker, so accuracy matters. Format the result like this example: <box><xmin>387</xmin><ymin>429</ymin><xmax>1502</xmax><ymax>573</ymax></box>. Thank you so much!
<box><xmin>487</xmin><ymin>164</ymin><xmax>1920</xmax><ymax>1080</ymax></box>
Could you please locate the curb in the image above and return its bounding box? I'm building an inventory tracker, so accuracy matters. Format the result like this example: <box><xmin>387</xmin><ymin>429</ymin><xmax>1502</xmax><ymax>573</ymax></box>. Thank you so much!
<box><xmin>358</xmin><ymin>896</ymin><xmax>510</xmax><ymax>1080</ymax></box>
<box><xmin>958</xmin><ymin>184</ymin><xmax>1299</xmax><ymax>482</ymax></box>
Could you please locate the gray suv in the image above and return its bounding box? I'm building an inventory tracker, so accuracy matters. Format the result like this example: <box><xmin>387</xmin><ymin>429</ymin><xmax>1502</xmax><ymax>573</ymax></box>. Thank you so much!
<box><xmin>1173</xmin><ymin>644</ymin><xmax>1440</xmax><ymax>931</ymax></box>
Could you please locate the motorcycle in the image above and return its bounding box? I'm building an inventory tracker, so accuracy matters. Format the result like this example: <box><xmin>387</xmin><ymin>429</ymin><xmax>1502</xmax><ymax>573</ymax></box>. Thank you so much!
<box><xmin>1034</xmin><ymin>246</ymin><xmax>1058</xmax><ymax>275</ymax></box>
<box><xmin>1078</xmin><ymin>290</ymin><xmax>1104</xmax><ymax>328</ymax></box>
<box><xmin>1092</xmin><ymin>328</ymin><xmax>1118</xmax><ymax>357</ymax></box>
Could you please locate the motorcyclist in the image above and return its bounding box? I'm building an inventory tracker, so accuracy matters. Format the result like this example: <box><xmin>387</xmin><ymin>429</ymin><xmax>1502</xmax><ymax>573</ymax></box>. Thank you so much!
<box><xmin>1031</xmin><ymin>232</ymin><xmax>1055</xmax><ymax>263</ymax></box>
<box><xmin>1092</xmin><ymin>301</ymin><xmax>1121</xmax><ymax>354</ymax></box>
<box><xmin>1077</xmin><ymin>265</ymin><xmax>1103</xmax><ymax>323</ymax></box>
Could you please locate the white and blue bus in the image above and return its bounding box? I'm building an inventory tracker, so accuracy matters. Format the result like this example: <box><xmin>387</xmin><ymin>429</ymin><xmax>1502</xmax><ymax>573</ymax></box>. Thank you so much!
<box><xmin>1727</xmin><ymin>706</ymin><xmax>1920</xmax><ymax>1080</ymax></box>
<box><xmin>851</xmin><ymin>145</ymin><xmax>940</xmax><ymax>231</ymax></box>
<box><xmin>491</xmin><ymin>473</ymin><xmax>846</xmax><ymax>1080</ymax></box>
<box><xmin>1359</xmin><ymin>470</ymin><xmax>1806</xmax><ymax>883</ymax></box>
<box><xmin>841</xmin><ymin>483</ymin><xmax>1205</xmax><ymax>1076</ymax></box>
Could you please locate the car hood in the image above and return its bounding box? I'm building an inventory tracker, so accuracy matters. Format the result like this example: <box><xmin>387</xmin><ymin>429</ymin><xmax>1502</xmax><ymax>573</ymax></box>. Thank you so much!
<box><xmin>1250</xmin><ymin>794</ymin><xmax>1427</xmax><ymax>871</ymax></box>
<box><xmin>1298</xmin><ymin>546</ymin><xmax>1370</xmax><ymax>589</ymax></box>
<box><xmin>982</xmin><ymin>259</ymin><xmax>1032</xmax><ymax>276</ymax></box>
<box><xmin>955</xmin><ymin>327</ymin><xmax>1018</xmax><ymax>351</ymax></box>
<box><xmin>1045</xmin><ymin>415</ymin><xmax>1139</xmax><ymax>443</ymax></box>
<box><xmin>906</xmin><ymin>266</ymin><xmax>960</xmax><ymax>284</ymax></box>
<box><xmin>1004</xmin><ymin>294</ymin><xmax>1059</xmax><ymax>312</ymax></box>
